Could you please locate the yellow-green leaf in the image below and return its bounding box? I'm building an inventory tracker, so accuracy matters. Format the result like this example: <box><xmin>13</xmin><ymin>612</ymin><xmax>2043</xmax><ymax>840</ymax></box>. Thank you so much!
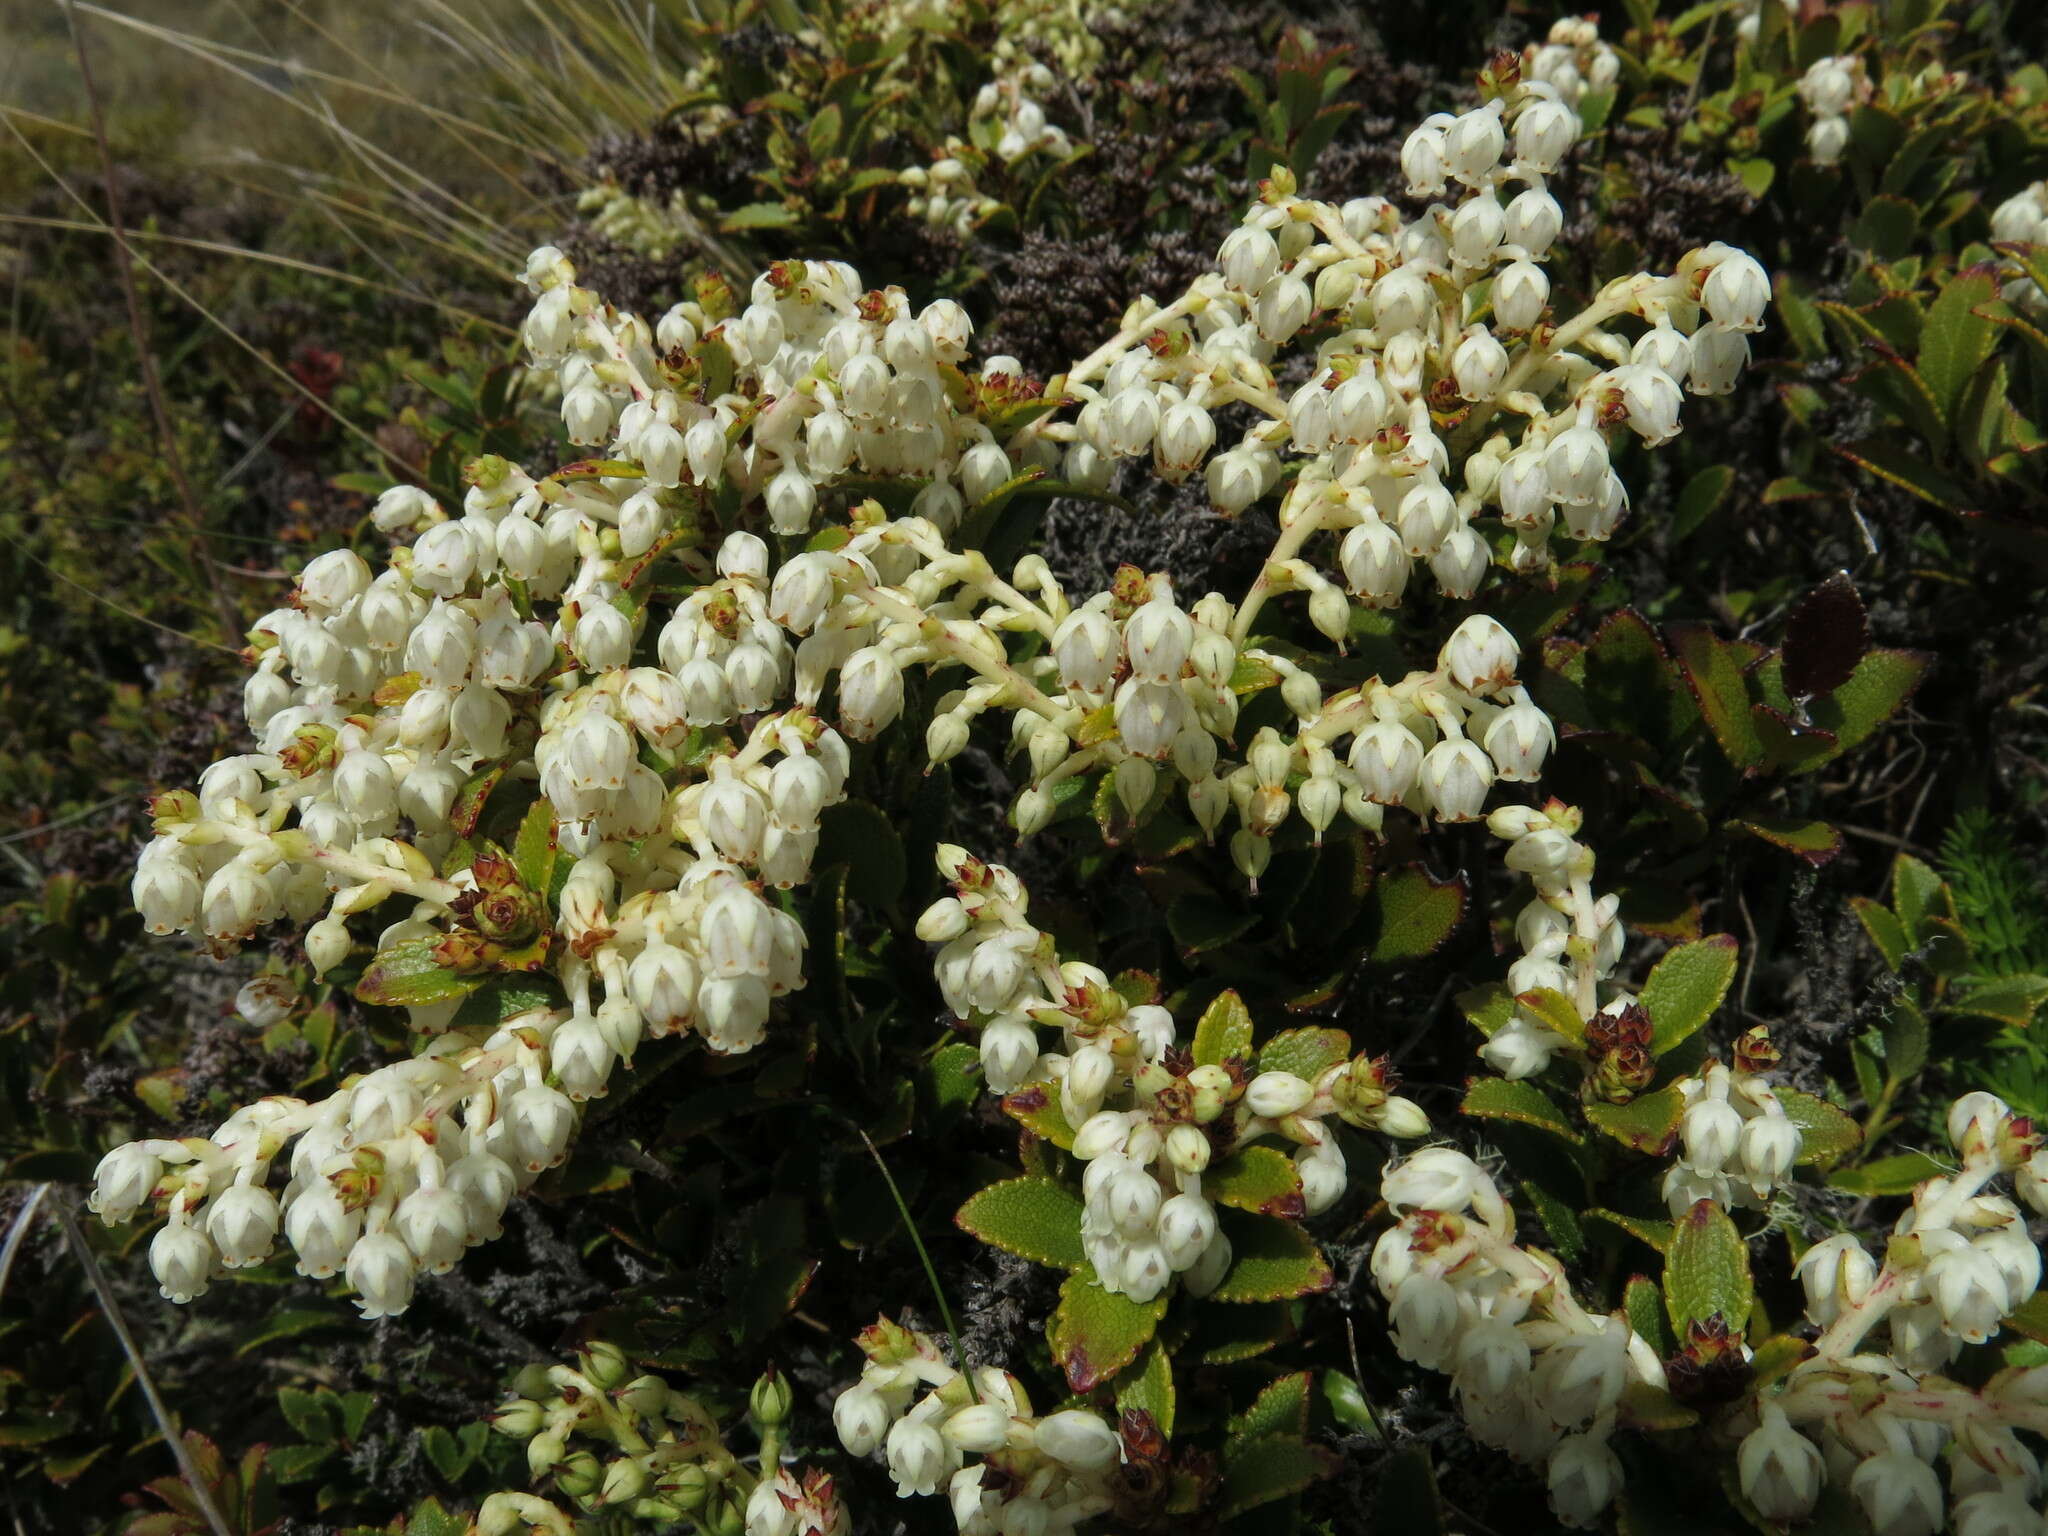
<box><xmin>955</xmin><ymin>1177</ymin><xmax>1085</xmax><ymax>1271</ymax></box>
<box><xmin>1664</xmin><ymin>1198</ymin><xmax>1753</xmax><ymax>1334</ymax></box>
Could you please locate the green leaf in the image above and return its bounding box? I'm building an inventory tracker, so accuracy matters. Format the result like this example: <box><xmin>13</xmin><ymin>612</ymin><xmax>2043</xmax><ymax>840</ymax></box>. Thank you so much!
<box><xmin>1664</xmin><ymin>1198</ymin><xmax>1753</xmax><ymax>1334</ymax></box>
<box><xmin>1206</xmin><ymin>1146</ymin><xmax>1308</xmax><ymax>1219</ymax></box>
<box><xmin>1729</xmin><ymin>815</ymin><xmax>1842</xmax><ymax>865</ymax></box>
<box><xmin>2001</xmin><ymin>1290</ymin><xmax>2048</xmax><ymax>1346</ymax></box>
<box><xmin>1828</xmin><ymin>1152</ymin><xmax>1946</xmax><ymax>1196</ymax></box>
<box><xmin>1919</xmin><ymin>266</ymin><xmax>2002</xmax><ymax>424</ymax></box>
<box><xmin>401</xmin><ymin>1498</ymin><xmax>472</xmax><ymax>1536</ymax></box>
<box><xmin>1776</xmin><ymin>1089</ymin><xmax>1862</xmax><ymax>1166</ymax></box>
<box><xmin>1585</xmin><ymin>1083</ymin><xmax>1686</xmax><ymax>1156</ymax></box>
<box><xmin>1257</xmin><ymin>1027</ymin><xmax>1351</xmax><ymax>1081</ymax></box>
<box><xmin>1460</xmin><ymin>1077</ymin><xmax>1582</xmax><ymax>1144</ymax></box>
<box><xmin>1809</xmin><ymin>649</ymin><xmax>1930</xmax><ymax>760</ymax></box>
<box><xmin>352</xmin><ymin>940</ymin><xmax>486</xmax><ymax>1010</ymax></box>
<box><xmin>720</xmin><ymin>201</ymin><xmax>800</xmax><ymax>231</ymax></box>
<box><xmin>512</xmin><ymin>798</ymin><xmax>560</xmax><ymax>903</ymax></box>
<box><xmin>1671</xmin><ymin>463</ymin><xmax>1735</xmax><ymax>542</ymax></box>
<box><xmin>233</xmin><ymin>1309</ymin><xmax>348</xmax><ymax>1357</ymax></box>
<box><xmin>1192</xmin><ymin>989</ymin><xmax>1256</xmax><ymax>1066</ymax></box>
<box><xmin>1228</xmin><ymin>1371</ymin><xmax>1311</xmax><ymax>1441</ymax></box>
<box><xmin>1949</xmin><ymin>974</ymin><xmax>2048</xmax><ymax>1028</ymax></box>
<box><xmin>1514</xmin><ymin>986</ymin><xmax>1588</xmax><ymax>1046</ymax></box>
<box><xmin>1219</xmin><ymin>1434</ymin><xmax>1337</xmax><ymax>1518</ymax></box>
<box><xmin>1641</xmin><ymin>935</ymin><xmax>1739</xmax><ymax>1055</ymax></box>
<box><xmin>1668</xmin><ymin>625</ymin><xmax>1766</xmax><ymax>771</ymax></box>
<box><xmin>1001</xmin><ymin>1084</ymin><xmax>1077</xmax><ymax>1149</ymax></box>
<box><xmin>1590</xmin><ymin>1210</ymin><xmax>1674</xmax><ymax>1255</ymax></box>
<box><xmin>1625</xmin><ymin>1276</ymin><xmax>1677</xmax><ymax>1355</ymax></box>
<box><xmin>1323</xmin><ymin>1370</ymin><xmax>1378</xmax><ymax>1434</ymax></box>
<box><xmin>1115</xmin><ymin>1340</ymin><xmax>1176</xmax><ymax>1436</ymax></box>
<box><xmin>278</xmin><ymin>1387</ymin><xmax>341</xmax><ymax>1445</ymax></box>
<box><xmin>1852</xmin><ymin>896</ymin><xmax>1910</xmax><ymax>971</ymax></box>
<box><xmin>1210</xmin><ymin>1213</ymin><xmax>1333</xmax><ymax>1303</ymax></box>
<box><xmin>955</xmin><ymin>1177</ymin><xmax>1085</xmax><ymax>1270</ymax></box>
<box><xmin>1362</xmin><ymin>865</ymin><xmax>1466</xmax><ymax>962</ymax></box>
<box><xmin>1751</xmin><ymin>1334</ymin><xmax>1816</xmax><ymax>1389</ymax></box>
<box><xmin>1050</xmin><ymin>1265</ymin><xmax>1168</xmax><ymax>1391</ymax></box>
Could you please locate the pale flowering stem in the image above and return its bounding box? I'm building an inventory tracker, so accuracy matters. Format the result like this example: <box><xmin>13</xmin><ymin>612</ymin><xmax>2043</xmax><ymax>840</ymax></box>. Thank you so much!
<box><xmin>1231</xmin><ymin>494</ymin><xmax>1337</xmax><ymax>648</ymax></box>
<box><xmin>53</xmin><ymin>1200</ymin><xmax>236</xmax><ymax>1536</ymax></box>
<box><xmin>1022</xmin><ymin>289</ymin><xmax>1210</xmax><ymax>445</ymax></box>
<box><xmin>1811</xmin><ymin>1160</ymin><xmax>2000</xmax><ymax>1359</ymax></box>
<box><xmin>856</xmin><ymin>584</ymin><xmax>1068</xmax><ymax>723</ymax></box>
<box><xmin>1303</xmin><ymin>207</ymin><xmax>1372</xmax><ymax>262</ymax></box>
<box><xmin>221</xmin><ymin>824</ymin><xmax>462</xmax><ymax>907</ymax></box>
<box><xmin>580</xmin><ymin>312</ymin><xmax>655</xmax><ymax>404</ymax></box>
<box><xmin>904</xmin><ymin>541</ymin><xmax>1060</xmax><ymax>641</ymax></box>
<box><xmin>1456</xmin><ymin>287</ymin><xmax>1647</xmax><ymax>453</ymax></box>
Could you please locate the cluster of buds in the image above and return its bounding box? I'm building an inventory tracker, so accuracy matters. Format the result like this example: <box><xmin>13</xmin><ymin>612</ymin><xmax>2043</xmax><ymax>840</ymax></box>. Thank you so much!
<box><xmin>1371</xmin><ymin>1147</ymin><xmax>1660</xmax><ymax>1528</ymax></box>
<box><xmin>1476</xmin><ymin>799</ymin><xmax>1624</xmax><ymax>1080</ymax></box>
<box><xmin>1797</xmin><ymin>55</ymin><xmax>1871</xmax><ymax>166</ymax></box>
<box><xmin>88</xmin><ymin>1034</ymin><xmax>578</xmax><ymax>1316</ymax></box>
<box><xmin>1734</xmin><ymin>1093</ymin><xmax>2048</xmax><ymax>1535</ymax></box>
<box><xmin>919</xmin><ymin>846</ymin><xmax>1428</xmax><ymax>1301</ymax></box>
<box><xmin>833</xmin><ymin>1319</ymin><xmax>1125</xmax><ymax>1529</ymax></box>
<box><xmin>481</xmin><ymin>1345</ymin><xmax>844</xmax><ymax>1536</ymax></box>
<box><xmin>1662</xmin><ymin>1039</ymin><xmax>1806</xmax><ymax>1215</ymax></box>
<box><xmin>1521</xmin><ymin>16</ymin><xmax>1621</xmax><ymax>107</ymax></box>
<box><xmin>1031</xmin><ymin>68</ymin><xmax>1762</xmax><ymax>638</ymax></box>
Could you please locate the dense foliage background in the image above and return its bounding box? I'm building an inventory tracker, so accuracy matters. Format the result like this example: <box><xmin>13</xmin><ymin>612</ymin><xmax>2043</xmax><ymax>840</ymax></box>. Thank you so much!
<box><xmin>3</xmin><ymin>0</ymin><xmax>2048</xmax><ymax>1532</ymax></box>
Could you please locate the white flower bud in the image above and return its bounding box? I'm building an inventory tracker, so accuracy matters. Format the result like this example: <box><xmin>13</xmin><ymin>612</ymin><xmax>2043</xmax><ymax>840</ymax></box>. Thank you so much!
<box><xmin>1452</xmin><ymin>329</ymin><xmax>1511</xmax><ymax>401</ymax></box>
<box><xmin>1114</xmin><ymin>680</ymin><xmax>1185</xmax><ymax>759</ymax></box>
<box><xmin>1034</xmin><ymin>1410</ymin><xmax>1120</xmax><ymax>1472</ymax></box>
<box><xmin>90</xmin><ymin>1144</ymin><xmax>162</xmax><ymax>1224</ymax></box>
<box><xmin>573</xmin><ymin>602</ymin><xmax>633</xmax><ymax>673</ymax></box>
<box><xmin>150</xmin><ymin>1219</ymin><xmax>215</xmax><ymax>1304</ymax></box>
<box><xmin>394</xmin><ymin>1183</ymin><xmax>469</xmax><ymax>1273</ymax></box>
<box><xmin>1688</xmin><ymin>323</ymin><xmax>1751</xmax><ymax>395</ymax></box>
<box><xmin>1401</xmin><ymin>125</ymin><xmax>1448</xmax><ymax>196</ymax></box>
<box><xmin>834</xmin><ymin>1384</ymin><xmax>892</xmax><ymax>1457</ymax></box>
<box><xmin>685</xmin><ymin>418</ymin><xmax>727</xmax><ymax>484</ymax></box>
<box><xmin>1849</xmin><ymin>1452</ymin><xmax>1944</xmax><ymax>1536</ymax></box>
<box><xmin>1504</xmin><ymin>188</ymin><xmax>1564</xmax><ymax>256</ymax></box>
<box><xmin>1548</xmin><ymin>1432</ymin><xmax>1621</xmax><ymax>1530</ymax></box>
<box><xmin>1339</xmin><ymin>521</ymin><xmax>1410</xmax><ymax>608</ymax></box>
<box><xmin>1493</xmin><ymin>260</ymin><xmax>1551</xmax><ymax>330</ymax></box>
<box><xmin>1245</xmin><ymin>1071</ymin><xmax>1314</xmax><ymax>1118</ymax></box>
<box><xmin>1396</xmin><ymin>479</ymin><xmax>1458</xmax><ymax>557</ymax></box>
<box><xmin>1420</xmin><ymin>738</ymin><xmax>1492</xmax><ymax>822</ymax></box>
<box><xmin>979</xmin><ymin>1018</ymin><xmax>1040</xmax><ymax>1094</ymax></box>
<box><xmin>347</xmin><ymin>1230</ymin><xmax>417</xmax><ymax>1319</ymax></box>
<box><xmin>1514</xmin><ymin>98</ymin><xmax>1580</xmax><ymax>173</ymax></box>
<box><xmin>1445</xmin><ymin>106</ymin><xmax>1506</xmax><ymax>182</ymax></box>
<box><xmin>1157</xmin><ymin>401</ymin><xmax>1215</xmax><ymax>476</ymax></box>
<box><xmin>1125</xmin><ymin>596</ymin><xmax>1193</xmax><ymax>686</ymax></box>
<box><xmin>1738</xmin><ymin>1407</ymin><xmax>1824</xmax><ymax>1524</ymax></box>
<box><xmin>1795</xmin><ymin>1233</ymin><xmax>1877</xmax><ymax>1327</ymax></box>
<box><xmin>1383</xmin><ymin>1147</ymin><xmax>1489</xmax><ymax>1213</ymax></box>
<box><xmin>885</xmin><ymin>1417</ymin><xmax>954</xmax><ymax>1498</ymax></box>
<box><xmin>698</xmin><ymin>974</ymin><xmax>771</xmax><ymax>1053</ymax></box>
<box><xmin>837</xmin><ymin>647</ymin><xmax>904</xmax><ymax>741</ymax></box>
<box><xmin>285</xmin><ymin>1184</ymin><xmax>361</xmax><ymax>1277</ymax></box>
<box><xmin>1390</xmin><ymin>1272</ymin><xmax>1461</xmax><ymax>1367</ymax></box>
<box><xmin>1254</xmin><ymin>274</ymin><xmax>1313</xmax><ymax>343</ymax></box>
<box><xmin>1703</xmin><ymin>250</ymin><xmax>1770</xmax><ymax>333</ymax></box>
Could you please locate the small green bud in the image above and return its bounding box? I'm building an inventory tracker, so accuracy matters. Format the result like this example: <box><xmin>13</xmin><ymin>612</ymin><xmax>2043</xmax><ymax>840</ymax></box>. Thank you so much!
<box><xmin>749</xmin><ymin>1366</ymin><xmax>794</xmax><ymax>1429</ymax></box>
<box><xmin>554</xmin><ymin>1449</ymin><xmax>604</xmax><ymax>1500</ymax></box>
<box><xmin>661</xmin><ymin>1462</ymin><xmax>712</xmax><ymax>1512</ymax></box>
<box><xmin>600</xmin><ymin>1456</ymin><xmax>650</xmax><ymax>1506</ymax></box>
<box><xmin>491</xmin><ymin>1397</ymin><xmax>546</xmax><ymax>1439</ymax></box>
<box><xmin>581</xmin><ymin>1339</ymin><xmax>632</xmax><ymax>1391</ymax></box>
<box><xmin>616</xmin><ymin>1374</ymin><xmax>672</xmax><ymax>1418</ymax></box>
<box><xmin>527</xmin><ymin>1428</ymin><xmax>568</xmax><ymax>1481</ymax></box>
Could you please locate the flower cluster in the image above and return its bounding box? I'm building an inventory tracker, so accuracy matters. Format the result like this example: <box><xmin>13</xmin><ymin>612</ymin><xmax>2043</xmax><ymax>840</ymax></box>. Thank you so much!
<box><xmin>919</xmin><ymin>845</ymin><xmax>1427</xmax><ymax>1300</ymax></box>
<box><xmin>480</xmin><ymin>1345</ymin><xmax>843</xmax><ymax>1536</ymax></box>
<box><xmin>1371</xmin><ymin>1146</ymin><xmax>1659</xmax><ymax>1528</ymax></box>
<box><xmin>1738</xmin><ymin>1092</ymin><xmax>2048</xmax><ymax>1535</ymax></box>
<box><xmin>833</xmin><ymin>1319</ymin><xmax>1126</xmax><ymax>1530</ymax></box>
<box><xmin>1521</xmin><ymin>16</ymin><xmax>1620</xmax><ymax>108</ymax></box>
<box><xmin>1661</xmin><ymin>1040</ymin><xmax>1807</xmax><ymax>1216</ymax></box>
<box><xmin>1797</xmin><ymin>55</ymin><xmax>1870</xmax><ymax>166</ymax></box>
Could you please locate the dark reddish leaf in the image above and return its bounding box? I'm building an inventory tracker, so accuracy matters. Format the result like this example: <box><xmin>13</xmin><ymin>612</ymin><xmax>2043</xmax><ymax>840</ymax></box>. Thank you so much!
<box><xmin>1782</xmin><ymin>574</ymin><xmax>1868</xmax><ymax>698</ymax></box>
